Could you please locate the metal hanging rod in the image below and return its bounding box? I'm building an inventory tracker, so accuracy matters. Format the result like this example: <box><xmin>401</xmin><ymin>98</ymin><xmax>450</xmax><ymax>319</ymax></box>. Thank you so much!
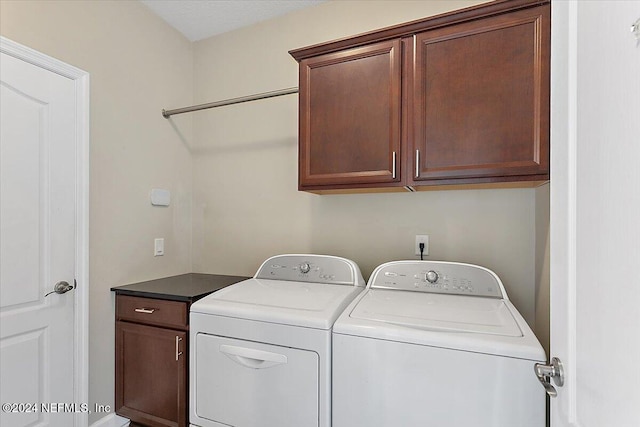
<box><xmin>162</xmin><ymin>86</ymin><xmax>299</xmax><ymax>118</ymax></box>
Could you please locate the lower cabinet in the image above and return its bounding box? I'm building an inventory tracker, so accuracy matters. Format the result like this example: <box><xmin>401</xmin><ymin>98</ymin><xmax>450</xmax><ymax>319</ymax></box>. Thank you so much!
<box><xmin>115</xmin><ymin>295</ymin><xmax>188</xmax><ymax>427</ymax></box>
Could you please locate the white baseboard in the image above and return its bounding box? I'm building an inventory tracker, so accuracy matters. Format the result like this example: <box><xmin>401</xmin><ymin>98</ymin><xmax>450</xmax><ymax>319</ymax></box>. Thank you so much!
<box><xmin>89</xmin><ymin>413</ymin><xmax>130</xmax><ymax>427</ymax></box>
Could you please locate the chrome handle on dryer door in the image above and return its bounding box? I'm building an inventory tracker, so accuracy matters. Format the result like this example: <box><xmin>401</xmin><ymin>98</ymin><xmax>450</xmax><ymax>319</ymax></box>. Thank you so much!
<box><xmin>175</xmin><ymin>336</ymin><xmax>183</xmax><ymax>361</ymax></box>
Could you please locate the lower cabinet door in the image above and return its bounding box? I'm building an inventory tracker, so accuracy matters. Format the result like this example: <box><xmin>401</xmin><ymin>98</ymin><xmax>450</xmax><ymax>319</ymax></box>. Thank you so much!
<box><xmin>116</xmin><ymin>321</ymin><xmax>187</xmax><ymax>427</ymax></box>
<box><xmin>193</xmin><ymin>333</ymin><xmax>319</xmax><ymax>427</ymax></box>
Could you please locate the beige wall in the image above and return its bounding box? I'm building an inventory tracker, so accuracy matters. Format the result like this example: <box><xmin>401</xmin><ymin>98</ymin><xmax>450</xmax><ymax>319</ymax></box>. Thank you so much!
<box><xmin>190</xmin><ymin>0</ymin><xmax>547</xmax><ymax>337</ymax></box>
<box><xmin>1</xmin><ymin>0</ymin><xmax>194</xmax><ymax>423</ymax></box>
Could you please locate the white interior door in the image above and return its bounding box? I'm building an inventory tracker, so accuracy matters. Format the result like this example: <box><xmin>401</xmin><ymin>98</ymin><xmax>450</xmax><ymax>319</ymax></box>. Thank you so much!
<box><xmin>0</xmin><ymin>47</ymin><xmax>80</xmax><ymax>426</ymax></box>
<box><xmin>550</xmin><ymin>1</ymin><xmax>640</xmax><ymax>426</ymax></box>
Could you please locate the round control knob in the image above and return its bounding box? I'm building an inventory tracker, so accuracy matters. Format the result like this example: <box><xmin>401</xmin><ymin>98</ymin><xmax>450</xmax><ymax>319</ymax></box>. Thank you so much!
<box><xmin>425</xmin><ymin>270</ymin><xmax>439</xmax><ymax>283</ymax></box>
<box><xmin>299</xmin><ymin>263</ymin><xmax>311</xmax><ymax>274</ymax></box>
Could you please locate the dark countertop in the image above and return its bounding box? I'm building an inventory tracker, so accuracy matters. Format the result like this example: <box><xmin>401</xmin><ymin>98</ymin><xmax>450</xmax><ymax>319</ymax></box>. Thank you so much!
<box><xmin>111</xmin><ymin>273</ymin><xmax>250</xmax><ymax>303</ymax></box>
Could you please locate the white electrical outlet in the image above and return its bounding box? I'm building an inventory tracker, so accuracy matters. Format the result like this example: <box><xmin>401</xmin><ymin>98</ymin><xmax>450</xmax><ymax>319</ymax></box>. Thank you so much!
<box><xmin>415</xmin><ymin>235</ymin><xmax>429</xmax><ymax>256</ymax></box>
<box><xmin>154</xmin><ymin>238</ymin><xmax>164</xmax><ymax>256</ymax></box>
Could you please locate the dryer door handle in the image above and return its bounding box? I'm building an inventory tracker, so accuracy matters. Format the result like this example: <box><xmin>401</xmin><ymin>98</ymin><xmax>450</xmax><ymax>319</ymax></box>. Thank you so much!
<box><xmin>219</xmin><ymin>344</ymin><xmax>288</xmax><ymax>369</ymax></box>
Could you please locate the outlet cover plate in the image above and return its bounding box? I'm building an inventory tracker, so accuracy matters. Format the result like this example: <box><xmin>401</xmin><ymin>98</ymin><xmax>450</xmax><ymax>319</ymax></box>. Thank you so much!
<box><xmin>415</xmin><ymin>235</ymin><xmax>429</xmax><ymax>256</ymax></box>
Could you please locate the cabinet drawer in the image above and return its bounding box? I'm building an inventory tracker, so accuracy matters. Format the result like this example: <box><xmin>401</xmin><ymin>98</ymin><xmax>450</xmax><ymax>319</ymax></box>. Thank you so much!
<box><xmin>116</xmin><ymin>295</ymin><xmax>188</xmax><ymax>329</ymax></box>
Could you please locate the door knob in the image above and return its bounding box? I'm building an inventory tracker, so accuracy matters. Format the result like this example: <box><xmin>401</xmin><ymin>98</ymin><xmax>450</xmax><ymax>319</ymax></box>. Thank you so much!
<box><xmin>45</xmin><ymin>280</ymin><xmax>74</xmax><ymax>297</ymax></box>
<box><xmin>534</xmin><ymin>357</ymin><xmax>564</xmax><ymax>397</ymax></box>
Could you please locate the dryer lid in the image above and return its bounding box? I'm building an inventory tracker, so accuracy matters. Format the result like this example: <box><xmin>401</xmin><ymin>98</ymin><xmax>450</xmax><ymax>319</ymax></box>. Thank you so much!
<box><xmin>349</xmin><ymin>289</ymin><xmax>523</xmax><ymax>337</ymax></box>
<box><xmin>191</xmin><ymin>278</ymin><xmax>363</xmax><ymax>330</ymax></box>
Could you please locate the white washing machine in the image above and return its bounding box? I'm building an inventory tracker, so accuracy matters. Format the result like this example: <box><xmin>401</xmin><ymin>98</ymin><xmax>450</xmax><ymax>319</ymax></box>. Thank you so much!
<box><xmin>189</xmin><ymin>254</ymin><xmax>365</xmax><ymax>427</ymax></box>
<box><xmin>332</xmin><ymin>260</ymin><xmax>546</xmax><ymax>427</ymax></box>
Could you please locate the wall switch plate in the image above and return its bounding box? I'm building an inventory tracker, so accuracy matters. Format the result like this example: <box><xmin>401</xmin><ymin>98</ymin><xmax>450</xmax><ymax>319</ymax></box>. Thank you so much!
<box><xmin>154</xmin><ymin>238</ymin><xmax>164</xmax><ymax>256</ymax></box>
<box><xmin>415</xmin><ymin>235</ymin><xmax>429</xmax><ymax>256</ymax></box>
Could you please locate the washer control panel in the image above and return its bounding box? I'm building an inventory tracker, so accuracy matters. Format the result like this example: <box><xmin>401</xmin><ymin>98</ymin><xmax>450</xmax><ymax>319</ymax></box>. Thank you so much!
<box><xmin>370</xmin><ymin>261</ymin><xmax>504</xmax><ymax>298</ymax></box>
<box><xmin>255</xmin><ymin>255</ymin><xmax>364</xmax><ymax>286</ymax></box>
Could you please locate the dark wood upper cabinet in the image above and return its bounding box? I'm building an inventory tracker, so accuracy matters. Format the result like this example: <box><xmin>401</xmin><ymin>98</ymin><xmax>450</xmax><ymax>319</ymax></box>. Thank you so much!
<box><xmin>409</xmin><ymin>4</ymin><xmax>550</xmax><ymax>185</ymax></box>
<box><xmin>290</xmin><ymin>0</ymin><xmax>550</xmax><ymax>192</ymax></box>
<box><xmin>298</xmin><ymin>40</ymin><xmax>402</xmax><ymax>190</ymax></box>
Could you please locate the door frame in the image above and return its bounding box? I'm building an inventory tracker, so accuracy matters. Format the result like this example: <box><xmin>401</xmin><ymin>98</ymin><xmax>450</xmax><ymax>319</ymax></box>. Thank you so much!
<box><xmin>549</xmin><ymin>0</ymin><xmax>577</xmax><ymax>423</ymax></box>
<box><xmin>1</xmin><ymin>36</ymin><xmax>90</xmax><ymax>427</ymax></box>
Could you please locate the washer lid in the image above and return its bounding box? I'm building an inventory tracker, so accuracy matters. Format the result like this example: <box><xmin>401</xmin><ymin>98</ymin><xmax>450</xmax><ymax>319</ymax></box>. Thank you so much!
<box><xmin>350</xmin><ymin>289</ymin><xmax>522</xmax><ymax>337</ymax></box>
<box><xmin>190</xmin><ymin>278</ymin><xmax>363</xmax><ymax>330</ymax></box>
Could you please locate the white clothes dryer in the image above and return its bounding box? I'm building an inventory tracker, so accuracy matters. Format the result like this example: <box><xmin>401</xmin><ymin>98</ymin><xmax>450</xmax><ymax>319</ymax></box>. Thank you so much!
<box><xmin>189</xmin><ymin>254</ymin><xmax>365</xmax><ymax>427</ymax></box>
<box><xmin>332</xmin><ymin>260</ymin><xmax>546</xmax><ymax>427</ymax></box>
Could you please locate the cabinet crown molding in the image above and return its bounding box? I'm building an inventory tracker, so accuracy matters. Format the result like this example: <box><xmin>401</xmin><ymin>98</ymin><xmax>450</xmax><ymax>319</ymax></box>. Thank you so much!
<box><xmin>289</xmin><ymin>0</ymin><xmax>549</xmax><ymax>62</ymax></box>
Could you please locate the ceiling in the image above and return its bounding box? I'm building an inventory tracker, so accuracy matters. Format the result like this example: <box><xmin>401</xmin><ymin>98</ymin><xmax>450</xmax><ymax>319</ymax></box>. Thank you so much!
<box><xmin>140</xmin><ymin>0</ymin><xmax>326</xmax><ymax>42</ymax></box>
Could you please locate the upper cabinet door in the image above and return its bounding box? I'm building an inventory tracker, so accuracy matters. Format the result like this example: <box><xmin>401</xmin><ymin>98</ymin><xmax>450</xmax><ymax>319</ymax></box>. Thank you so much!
<box><xmin>298</xmin><ymin>40</ymin><xmax>402</xmax><ymax>190</ymax></box>
<box><xmin>409</xmin><ymin>5</ymin><xmax>550</xmax><ymax>184</ymax></box>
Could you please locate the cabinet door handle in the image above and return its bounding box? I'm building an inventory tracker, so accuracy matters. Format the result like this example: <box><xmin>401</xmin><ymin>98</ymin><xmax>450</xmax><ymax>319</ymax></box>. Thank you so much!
<box><xmin>175</xmin><ymin>336</ymin><xmax>183</xmax><ymax>361</ymax></box>
<box><xmin>415</xmin><ymin>150</ymin><xmax>420</xmax><ymax>178</ymax></box>
<box><xmin>392</xmin><ymin>151</ymin><xmax>397</xmax><ymax>179</ymax></box>
<box><xmin>134</xmin><ymin>308</ymin><xmax>156</xmax><ymax>314</ymax></box>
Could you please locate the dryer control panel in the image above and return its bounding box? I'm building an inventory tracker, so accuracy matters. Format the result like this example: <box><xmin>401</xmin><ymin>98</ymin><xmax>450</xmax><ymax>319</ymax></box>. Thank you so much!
<box><xmin>369</xmin><ymin>261</ymin><xmax>505</xmax><ymax>298</ymax></box>
<box><xmin>255</xmin><ymin>254</ymin><xmax>365</xmax><ymax>287</ymax></box>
